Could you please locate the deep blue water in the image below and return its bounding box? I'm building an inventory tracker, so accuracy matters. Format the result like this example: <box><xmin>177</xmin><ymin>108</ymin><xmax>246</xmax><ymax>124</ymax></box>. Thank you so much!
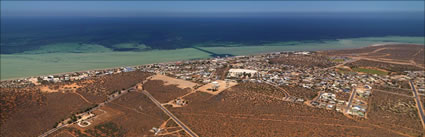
<box><xmin>1</xmin><ymin>12</ymin><xmax>424</xmax><ymax>54</ymax></box>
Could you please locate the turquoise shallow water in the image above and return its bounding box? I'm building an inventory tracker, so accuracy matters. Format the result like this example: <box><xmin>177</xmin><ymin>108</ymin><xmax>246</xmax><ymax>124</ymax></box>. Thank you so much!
<box><xmin>1</xmin><ymin>36</ymin><xmax>424</xmax><ymax>80</ymax></box>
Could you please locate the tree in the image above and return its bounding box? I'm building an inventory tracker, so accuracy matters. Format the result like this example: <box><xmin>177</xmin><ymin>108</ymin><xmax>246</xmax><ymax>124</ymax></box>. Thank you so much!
<box><xmin>71</xmin><ymin>115</ymin><xmax>78</xmax><ymax>122</ymax></box>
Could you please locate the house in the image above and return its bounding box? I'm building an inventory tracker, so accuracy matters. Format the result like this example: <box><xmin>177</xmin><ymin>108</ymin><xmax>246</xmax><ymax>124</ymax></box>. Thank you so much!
<box><xmin>364</xmin><ymin>85</ymin><xmax>372</xmax><ymax>89</ymax></box>
<box><xmin>296</xmin><ymin>98</ymin><xmax>305</xmax><ymax>103</ymax></box>
<box><xmin>327</xmin><ymin>104</ymin><xmax>334</xmax><ymax>109</ymax></box>
<box><xmin>211</xmin><ymin>81</ymin><xmax>220</xmax><ymax>91</ymax></box>
<box><xmin>122</xmin><ymin>67</ymin><xmax>135</xmax><ymax>72</ymax></box>
<box><xmin>294</xmin><ymin>51</ymin><xmax>310</xmax><ymax>55</ymax></box>
<box><xmin>311</xmin><ymin>101</ymin><xmax>319</xmax><ymax>106</ymax></box>
<box><xmin>52</xmin><ymin>78</ymin><xmax>60</xmax><ymax>83</ymax></box>
<box><xmin>320</xmin><ymin>93</ymin><xmax>336</xmax><ymax>101</ymax></box>
<box><xmin>336</xmin><ymin>105</ymin><xmax>343</xmax><ymax>112</ymax></box>
<box><xmin>175</xmin><ymin>98</ymin><xmax>187</xmax><ymax>106</ymax></box>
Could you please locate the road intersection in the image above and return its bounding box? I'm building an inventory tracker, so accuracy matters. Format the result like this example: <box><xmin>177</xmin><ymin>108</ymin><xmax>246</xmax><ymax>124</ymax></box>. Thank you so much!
<box><xmin>141</xmin><ymin>90</ymin><xmax>199</xmax><ymax>137</ymax></box>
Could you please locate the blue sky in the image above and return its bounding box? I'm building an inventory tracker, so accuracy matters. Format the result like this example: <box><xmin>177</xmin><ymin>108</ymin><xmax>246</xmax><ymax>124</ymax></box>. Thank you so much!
<box><xmin>1</xmin><ymin>1</ymin><xmax>424</xmax><ymax>17</ymax></box>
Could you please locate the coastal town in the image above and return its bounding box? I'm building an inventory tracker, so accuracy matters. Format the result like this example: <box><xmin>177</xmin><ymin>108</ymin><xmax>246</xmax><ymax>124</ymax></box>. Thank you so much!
<box><xmin>2</xmin><ymin>1</ymin><xmax>425</xmax><ymax>136</ymax></box>
<box><xmin>1</xmin><ymin>44</ymin><xmax>424</xmax><ymax>137</ymax></box>
<box><xmin>2</xmin><ymin>49</ymin><xmax>425</xmax><ymax>113</ymax></box>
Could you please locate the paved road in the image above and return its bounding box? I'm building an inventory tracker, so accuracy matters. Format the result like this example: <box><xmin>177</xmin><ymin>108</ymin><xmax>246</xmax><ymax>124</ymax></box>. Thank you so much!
<box><xmin>141</xmin><ymin>90</ymin><xmax>199</xmax><ymax>137</ymax></box>
<box><xmin>409</xmin><ymin>81</ymin><xmax>425</xmax><ymax>129</ymax></box>
<box><xmin>38</xmin><ymin>124</ymin><xmax>67</xmax><ymax>137</ymax></box>
<box><xmin>345</xmin><ymin>89</ymin><xmax>356</xmax><ymax>113</ymax></box>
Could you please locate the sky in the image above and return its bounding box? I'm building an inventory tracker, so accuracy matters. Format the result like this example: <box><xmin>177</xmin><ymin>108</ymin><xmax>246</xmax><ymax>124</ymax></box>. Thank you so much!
<box><xmin>1</xmin><ymin>1</ymin><xmax>424</xmax><ymax>17</ymax></box>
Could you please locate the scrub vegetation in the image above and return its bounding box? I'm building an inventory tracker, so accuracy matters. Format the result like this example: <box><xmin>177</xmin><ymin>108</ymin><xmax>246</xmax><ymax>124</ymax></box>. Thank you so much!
<box><xmin>352</xmin><ymin>67</ymin><xmax>388</xmax><ymax>75</ymax></box>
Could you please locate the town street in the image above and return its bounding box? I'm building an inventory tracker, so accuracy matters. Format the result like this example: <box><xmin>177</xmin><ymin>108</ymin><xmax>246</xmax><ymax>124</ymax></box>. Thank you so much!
<box><xmin>345</xmin><ymin>89</ymin><xmax>356</xmax><ymax>113</ymax></box>
<box><xmin>410</xmin><ymin>81</ymin><xmax>425</xmax><ymax>129</ymax></box>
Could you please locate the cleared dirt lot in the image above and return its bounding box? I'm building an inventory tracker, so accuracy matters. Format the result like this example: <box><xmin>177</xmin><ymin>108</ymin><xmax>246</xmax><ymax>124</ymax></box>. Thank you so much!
<box><xmin>39</xmin><ymin>83</ymin><xmax>82</xmax><ymax>93</ymax></box>
<box><xmin>150</xmin><ymin>74</ymin><xmax>197</xmax><ymax>89</ymax></box>
<box><xmin>197</xmin><ymin>80</ymin><xmax>238</xmax><ymax>95</ymax></box>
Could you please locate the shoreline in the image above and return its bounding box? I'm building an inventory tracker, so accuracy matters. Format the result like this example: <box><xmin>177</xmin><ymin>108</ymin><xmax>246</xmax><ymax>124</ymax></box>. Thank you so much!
<box><xmin>0</xmin><ymin>58</ymin><xmax>183</xmax><ymax>81</ymax></box>
<box><xmin>1</xmin><ymin>43</ymin><xmax>424</xmax><ymax>81</ymax></box>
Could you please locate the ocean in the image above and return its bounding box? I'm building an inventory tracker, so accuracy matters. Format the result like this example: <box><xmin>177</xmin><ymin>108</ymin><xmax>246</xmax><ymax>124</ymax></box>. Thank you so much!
<box><xmin>1</xmin><ymin>12</ymin><xmax>424</xmax><ymax>54</ymax></box>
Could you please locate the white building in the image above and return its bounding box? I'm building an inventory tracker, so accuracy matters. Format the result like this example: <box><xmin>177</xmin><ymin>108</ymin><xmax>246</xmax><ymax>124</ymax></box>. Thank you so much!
<box><xmin>228</xmin><ymin>69</ymin><xmax>257</xmax><ymax>78</ymax></box>
<box><xmin>294</xmin><ymin>51</ymin><xmax>310</xmax><ymax>55</ymax></box>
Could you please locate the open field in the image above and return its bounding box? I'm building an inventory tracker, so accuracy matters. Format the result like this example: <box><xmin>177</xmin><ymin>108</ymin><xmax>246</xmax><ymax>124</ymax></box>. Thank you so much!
<box><xmin>48</xmin><ymin>91</ymin><xmax>170</xmax><ymax>137</ymax></box>
<box><xmin>322</xmin><ymin>44</ymin><xmax>425</xmax><ymax>69</ymax></box>
<box><xmin>170</xmin><ymin>83</ymin><xmax>411</xmax><ymax>137</ymax></box>
<box><xmin>270</xmin><ymin>54</ymin><xmax>337</xmax><ymax>68</ymax></box>
<box><xmin>73</xmin><ymin>71</ymin><xmax>153</xmax><ymax>97</ymax></box>
<box><xmin>0</xmin><ymin>71</ymin><xmax>151</xmax><ymax>137</ymax></box>
<box><xmin>51</xmin><ymin>122</ymin><xmax>126</xmax><ymax>137</ymax></box>
<box><xmin>374</xmin><ymin>85</ymin><xmax>413</xmax><ymax>96</ymax></box>
<box><xmin>368</xmin><ymin>89</ymin><xmax>424</xmax><ymax>136</ymax></box>
<box><xmin>0</xmin><ymin>92</ymin><xmax>92</xmax><ymax>137</ymax></box>
<box><xmin>143</xmin><ymin>80</ymin><xmax>192</xmax><ymax>103</ymax></box>
<box><xmin>352</xmin><ymin>67</ymin><xmax>388</xmax><ymax>75</ymax></box>
<box><xmin>280</xmin><ymin>85</ymin><xmax>318</xmax><ymax>100</ymax></box>
<box><xmin>347</xmin><ymin>60</ymin><xmax>423</xmax><ymax>73</ymax></box>
<box><xmin>150</xmin><ymin>74</ymin><xmax>197</xmax><ymax>89</ymax></box>
<box><xmin>0</xmin><ymin>88</ymin><xmax>44</xmax><ymax>125</ymax></box>
<box><xmin>101</xmin><ymin>91</ymin><xmax>169</xmax><ymax>136</ymax></box>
